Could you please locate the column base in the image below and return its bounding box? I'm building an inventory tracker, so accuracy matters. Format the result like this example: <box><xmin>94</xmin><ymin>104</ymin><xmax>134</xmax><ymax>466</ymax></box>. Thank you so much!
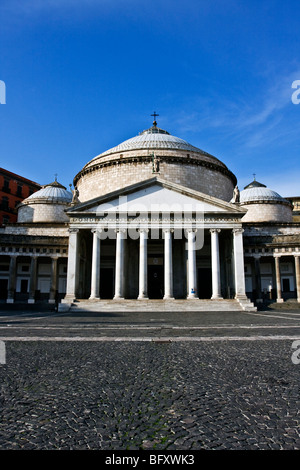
<box><xmin>89</xmin><ymin>296</ymin><xmax>100</xmax><ymax>300</ymax></box>
<box><xmin>61</xmin><ymin>296</ymin><xmax>76</xmax><ymax>303</ymax></box>
<box><xmin>277</xmin><ymin>298</ymin><xmax>284</xmax><ymax>303</ymax></box>
<box><xmin>28</xmin><ymin>299</ymin><xmax>35</xmax><ymax>304</ymax></box>
<box><xmin>113</xmin><ymin>296</ymin><xmax>124</xmax><ymax>300</ymax></box>
<box><xmin>6</xmin><ymin>299</ymin><xmax>14</xmax><ymax>304</ymax></box>
<box><xmin>235</xmin><ymin>294</ymin><xmax>248</xmax><ymax>300</ymax></box>
<box><xmin>163</xmin><ymin>295</ymin><xmax>175</xmax><ymax>300</ymax></box>
<box><xmin>48</xmin><ymin>299</ymin><xmax>56</xmax><ymax>304</ymax></box>
<box><xmin>211</xmin><ymin>295</ymin><xmax>223</xmax><ymax>300</ymax></box>
<box><xmin>138</xmin><ymin>295</ymin><xmax>149</xmax><ymax>300</ymax></box>
<box><xmin>187</xmin><ymin>294</ymin><xmax>199</xmax><ymax>299</ymax></box>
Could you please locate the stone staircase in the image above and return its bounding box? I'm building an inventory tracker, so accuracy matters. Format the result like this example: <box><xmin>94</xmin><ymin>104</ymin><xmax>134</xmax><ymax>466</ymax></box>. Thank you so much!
<box><xmin>59</xmin><ymin>298</ymin><xmax>256</xmax><ymax>312</ymax></box>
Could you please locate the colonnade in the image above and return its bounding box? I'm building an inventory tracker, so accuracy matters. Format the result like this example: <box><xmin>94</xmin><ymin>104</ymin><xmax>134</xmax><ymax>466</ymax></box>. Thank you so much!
<box><xmin>65</xmin><ymin>226</ymin><xmax>247</xmax><ymax>302</ymax></box>
<box><xmin>6</xmin><ymin>254</ymin><xmax>63</xmax><ymax>304</ymax></box>
<box><xmin>274</xmin><ymin>254</ymin><xmax>300</xmax><ymax>303</ymax></box>
<box><xmin>245</xmin><ymin>253</ymin><xmax>300</xmax><ymax>303</ymax></box>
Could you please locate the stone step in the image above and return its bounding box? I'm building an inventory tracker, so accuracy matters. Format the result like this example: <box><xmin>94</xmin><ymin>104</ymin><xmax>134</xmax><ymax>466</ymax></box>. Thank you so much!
<box><xmin>59</xmin><ymin>298</ymin><xmax>251</xmax><ymax>312</ymax></box>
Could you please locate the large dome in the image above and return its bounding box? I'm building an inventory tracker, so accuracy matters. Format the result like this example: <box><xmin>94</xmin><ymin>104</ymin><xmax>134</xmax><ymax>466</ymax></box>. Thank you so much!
<box><xmin>74</xmin><ymin>121</ymin><xmax>237</xmax><ymax>202</ymax></box>
<box><xmin>90</xmin><ymin>125</ymin><xmax>212</xmax><ymax>158</ymax></box>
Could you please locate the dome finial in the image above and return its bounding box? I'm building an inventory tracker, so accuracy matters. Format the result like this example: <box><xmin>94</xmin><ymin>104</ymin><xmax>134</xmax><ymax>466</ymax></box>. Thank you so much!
<box><xmin>253</xmin><ymin>173</ymin><xmax>256</xmax><ymax>181</ymax></box>
<box><xmin>151</xmin><ymin>111</ymin><xmax>159</xmax><ymax>127</ymax></box>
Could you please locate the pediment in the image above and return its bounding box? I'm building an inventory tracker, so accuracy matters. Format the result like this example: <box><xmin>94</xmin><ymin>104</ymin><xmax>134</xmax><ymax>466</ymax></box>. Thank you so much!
<box><xmin>67</xmin><ymin>177</ymin><xmax>245</xmax><ymax>216</ymax></box>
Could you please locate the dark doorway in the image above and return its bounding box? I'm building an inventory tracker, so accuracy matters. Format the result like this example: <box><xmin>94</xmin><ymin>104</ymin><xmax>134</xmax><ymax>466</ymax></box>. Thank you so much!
<box><xmin>20</xmin><ymin>279</ymin><xmax>28</xmax><ymax>294</ymax></box>
<box><xmin>0</xmin><ymin>279</ymin><xmax>8</xmax><ymax>300</ymax></box>
<box><xmin>100</xmin><ymin>268</ymin><xmax>114</xmax><ymax>299</ymax></box>
<box><xmin>198</xmin><ymin>268</ymin><xmax>212</xmax><ymax>299</ymax></box>
<box><xmin>148</xmin><ymin>265</ymin><xmax>164</xmax><ymax>299</ymax></box>
<box><xmin>282</xmin><ymin>278</ymin><xmax>290</xmax><ymax>292</ymax></box>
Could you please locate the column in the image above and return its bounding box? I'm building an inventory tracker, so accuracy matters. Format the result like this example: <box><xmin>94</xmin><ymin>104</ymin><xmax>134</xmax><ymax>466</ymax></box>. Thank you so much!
<box><xmin>114</xmin><ymin>229</ymin><xmax>126</xmax><ymax>299</ymax></box>
<box><xmin>64</xmin><ymin>228</ymin><xmax>79</xmax><ymax>302</ymax></box>
<box><xmin>7</xmin><ymin>255</ymin><xmax>17</xmax><ymax>304</ymax></box>
<box><xmin>187</xmin><ymin>229</ymin><xmax>198</xmax><ymax>299</ymax></box>
<box><xmin>163</xmin><ymin>229</ymin><xmax>174</xmax><ymax>299</ymax></box>
<box><xmin>138</xmin><ymin>229</ymin><xmax>148</xmax><ymax>299</ymax></box>
<box><xmin>274</xmin><ymin>255</ymin><xmax>283</xmax><ymax>303</ymax></box>
<box><xmin>90</xmin><ymin>229</ymin><xmax>101</xmax><ymax>299</ymax></box>
<box><xmin>49</xmin><ymin>257</ymin><xmax>58</xmax><ymax>304</ymax></box>
<box><xmin>253</xmin><ymin>255</ymin><xmax>262</xmax><ymax>302</ymax></box>
<box><xmin>232</xmin><ymin>228</ymin><xmax>247</xmax><ymax>299</ymax></box>
<box><xmin>294</xmin><ymin>255</ymin><xmax>300</xmax><ymax>302</ymax></box>
<box><xmin>210</xmin><ymin>229</ymin><xmax>222</xmax><ymax>299</ymax></box>
<box><xmin>28</xmin><ymin>256</ymin><xmax>38</xmax><ymax>304</ymax></box>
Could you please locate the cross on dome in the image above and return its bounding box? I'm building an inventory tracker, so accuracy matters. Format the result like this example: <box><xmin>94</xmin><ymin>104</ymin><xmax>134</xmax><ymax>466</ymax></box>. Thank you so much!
<box><xmin>151</xmin><ymin>111</ymin><xmax>159</xmax><ymax>127</ymax></box>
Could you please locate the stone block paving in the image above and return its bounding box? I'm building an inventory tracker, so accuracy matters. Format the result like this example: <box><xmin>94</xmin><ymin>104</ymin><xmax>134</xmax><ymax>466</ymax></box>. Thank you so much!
<box><xmin>0</xmin><ymin>339</ymin><xmax>300</xmax><ymax>450</ymax></box>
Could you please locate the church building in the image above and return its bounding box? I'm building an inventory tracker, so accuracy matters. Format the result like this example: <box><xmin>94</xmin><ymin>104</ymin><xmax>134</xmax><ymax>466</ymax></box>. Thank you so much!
<box><xmin>0</xmin><ymin>117</ymin><xmax>299</xmax><ymax>312</ymax></box>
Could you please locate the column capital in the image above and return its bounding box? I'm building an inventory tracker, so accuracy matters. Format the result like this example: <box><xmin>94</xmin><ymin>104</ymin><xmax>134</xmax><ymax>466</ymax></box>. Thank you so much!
<box><xmin>69</xmin><ymin>228</ymin><xmax>79</xmax><ymax>234</ymax></box>
<box><xmin>232</xmin><ymin>228</ymin><xmax>244</xmax><ymax>235</ymax></box>
<box><xmin>163</xmin><ymin>228</ymin><xmax>174</xmax><ymax>234</ymax></box>
<box><xmin>209</xmin><ymin>228</ymin><xmax>221</xmax><ymax>234</ymax></box>
<box><xmin>138</xmin><ymin>228</ymin><xmax>149</xmax><ymax>233</ymax></box>
<box><xmin>91</xmin><ymin>227</ymin><xmax>103</xmax><ymax>234</ymax></box>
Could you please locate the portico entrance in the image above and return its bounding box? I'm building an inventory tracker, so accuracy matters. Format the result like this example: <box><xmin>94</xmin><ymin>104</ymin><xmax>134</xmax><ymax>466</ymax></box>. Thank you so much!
<box><xmin>148</xmin><ymin>265</ymin><xmax>164</xmax><ymax>299</ymax></box>
<box><xmin>61</xmin><ymin>178</ymin><xmax>255</xmax><ymax>310</ymax></box>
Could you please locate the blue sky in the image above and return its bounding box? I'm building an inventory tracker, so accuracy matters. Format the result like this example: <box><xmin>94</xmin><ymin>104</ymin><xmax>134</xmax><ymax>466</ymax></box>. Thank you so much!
<box><xmin>1</xmin><ymin>0</ymin><xmax>300</xmax><ymax>196</ymax></box>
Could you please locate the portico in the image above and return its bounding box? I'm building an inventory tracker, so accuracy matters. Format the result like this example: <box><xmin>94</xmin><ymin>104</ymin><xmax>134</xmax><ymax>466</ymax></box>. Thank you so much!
<box><xmin>62</xmin><ymin>178</ymin><xmax>253</xmax><ymax>309</ymax></box>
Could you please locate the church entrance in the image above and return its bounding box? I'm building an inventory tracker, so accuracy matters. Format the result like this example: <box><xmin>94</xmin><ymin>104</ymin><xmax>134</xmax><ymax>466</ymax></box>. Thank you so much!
<box><xmin>198</xmin><ymin>267</ymin><xmax>212</xmax><ymax>299</ymax></box>
<box><xmin>148</xmin><ymin>265</ymin><xmax>164</xmax><ymax>299</ymax></box>
<box><xmin>100</xmin><ymin>268</ymin><xmax>114</xmax><ymax>299</ymax></box>
<box><xmin>0</xmin><ymin>279</ymin><xmax>8</xmax><ymax>300</ymax></box>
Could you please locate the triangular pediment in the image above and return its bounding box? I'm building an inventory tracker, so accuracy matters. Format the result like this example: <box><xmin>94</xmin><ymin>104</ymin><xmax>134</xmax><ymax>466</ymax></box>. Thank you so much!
<box><xmin>67</xmin><ymin>177</ymin><xmax>246</xmax><ymax>216</ymax></box>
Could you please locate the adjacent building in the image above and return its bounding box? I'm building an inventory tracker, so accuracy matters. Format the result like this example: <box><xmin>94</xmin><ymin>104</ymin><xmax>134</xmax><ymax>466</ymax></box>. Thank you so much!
<box><xmin>0</xmin><ymin>168</ymin><xmax>41</xmax><ymax>226</ymax></box>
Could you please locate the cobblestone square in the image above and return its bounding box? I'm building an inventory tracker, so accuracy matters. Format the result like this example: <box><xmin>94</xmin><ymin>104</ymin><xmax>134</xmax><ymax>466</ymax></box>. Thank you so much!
<box><xmin>0</xmin><ymin>308</ymin><xmax>300</xmax><ymax>450</ymax></box>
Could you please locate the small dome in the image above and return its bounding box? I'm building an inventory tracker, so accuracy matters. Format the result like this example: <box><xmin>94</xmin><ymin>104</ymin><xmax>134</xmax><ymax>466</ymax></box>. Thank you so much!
<box><xmin>17</xmin><ymin>179</ymin><xmax>73</xmax><ymax>223</ymax></box>
<box><xmin>235</xmin><ymin>178</ymin><xmax>293</xmax><ymax>223</ymax></box>
<box><xmin>25</xmin><ymin>180</ymin><xmax>72</xmax><ymax>203</ymax></box>
<box><xmin>239</xmin><ymin>179</ymin><xmax>287</xmax><ymax>204</ymax></box>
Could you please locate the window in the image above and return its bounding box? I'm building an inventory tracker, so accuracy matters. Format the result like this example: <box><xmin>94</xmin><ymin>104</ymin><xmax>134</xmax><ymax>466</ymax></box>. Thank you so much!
<box><xmin>3</xmin><ymin>179</ymin><xmax>10</xmax><ymax>192</ymax></box>
<box><xmin>16</xmin><ymin>185</ymin><xmax>23</xmax><ymax>197</ymax></box>
<box><xmin>2</xmin><ymin>196</ymin><xmax>9</xmax><ymax>210</ymax></box>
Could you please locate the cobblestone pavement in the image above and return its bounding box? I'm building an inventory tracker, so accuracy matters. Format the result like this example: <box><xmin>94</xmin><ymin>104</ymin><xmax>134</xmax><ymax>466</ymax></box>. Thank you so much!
<box><xmin>0</xmin><ymin>307</ymin><xmax>300</xmax><ymax>450</ymax></box>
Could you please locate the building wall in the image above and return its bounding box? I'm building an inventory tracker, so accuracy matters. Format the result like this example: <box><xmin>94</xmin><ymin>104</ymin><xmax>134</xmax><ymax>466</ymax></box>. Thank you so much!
<box><xmin>241</xmin><ymin>202</ymin><xmax>293</xmax><ymax>223</ymax></box>
<box><xmin>18</xmin><ymin>202</ymin><xmax>71</xmax><ymax>223</ymax></box>
<box><xmin>0</xmin><ymin>168</ymin><xmax>41</xmax><ymax>226</ymax></box>
<box><xmin>76</xmin><ymin>159</ymin><xmax>235</xmax><ymax>203</ymax></box>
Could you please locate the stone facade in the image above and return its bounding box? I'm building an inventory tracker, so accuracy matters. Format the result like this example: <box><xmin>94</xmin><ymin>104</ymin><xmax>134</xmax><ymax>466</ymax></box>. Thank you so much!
<box><xmin>75</xmin><ymin>142</ymin><xmax>236</xmax><ymax>203</ymax></box>
<box><xmin>241</xmin><ymin>201</ymin><xmax>293</xmax><ymax>223</ymax></box>
<box><xmin>18</xmin><ymin>202</ymin><xmax>71</xmax><ymax>224</ymax></box>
